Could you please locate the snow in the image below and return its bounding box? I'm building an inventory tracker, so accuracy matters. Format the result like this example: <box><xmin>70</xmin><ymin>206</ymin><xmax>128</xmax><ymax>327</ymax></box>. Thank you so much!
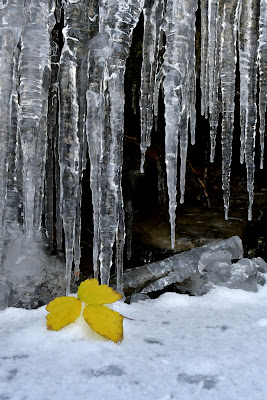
<box><xmin>1</xmin><ymin>284</ymin><xmax>267</xmax><ymax>400</ymax></box>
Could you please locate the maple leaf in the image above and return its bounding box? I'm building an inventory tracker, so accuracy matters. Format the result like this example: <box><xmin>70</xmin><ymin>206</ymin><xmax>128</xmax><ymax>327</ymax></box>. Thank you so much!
<box><xmin>46</xmin><ymin>279</ymin><xmax>124</xmax><ymax>343</ymax></box>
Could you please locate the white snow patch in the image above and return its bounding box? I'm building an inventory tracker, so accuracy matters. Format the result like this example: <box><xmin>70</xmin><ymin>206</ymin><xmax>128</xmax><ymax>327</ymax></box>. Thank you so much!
<box><xmin>1</xmin><ymin>284</ymin><xmax>267</xmax><ymax>400</ymax></box>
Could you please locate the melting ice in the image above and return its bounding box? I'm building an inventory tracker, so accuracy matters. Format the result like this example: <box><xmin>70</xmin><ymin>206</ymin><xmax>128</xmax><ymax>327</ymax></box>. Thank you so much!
<box><xmin>0</xmin><ymin>0</ymin><xmax>266</xmax><ymax>305</ymax></box>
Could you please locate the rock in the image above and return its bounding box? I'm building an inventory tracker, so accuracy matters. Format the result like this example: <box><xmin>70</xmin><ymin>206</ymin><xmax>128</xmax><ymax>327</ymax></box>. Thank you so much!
<box><xmin>123</xmin><ymin>236</ymin><xmax>243</xmax><ymax>295</ymax></box>
<box><xmin>178</xmin><ymin>255</ymin><xmax>267</xmax><ymax>295</ymax></box>
<box><xmin>122</xmin><ymin>236</ymin><xmax>267</xmax><ymax>298</ymax></box>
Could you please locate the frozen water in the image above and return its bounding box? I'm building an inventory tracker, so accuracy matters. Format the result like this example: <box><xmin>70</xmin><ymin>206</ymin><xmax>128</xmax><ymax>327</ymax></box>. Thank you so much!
<box><xmin>258</xmin><ymin>0</ymin><xmax>267</xmax><ymax>169</ymax></box>
<box><xmin>122</xmin><ymin>236</ymin><xmax>244</xmax><ymax>295</ymax></box>
<box><xmin>162</xmin><ymin>0</ymin><xmax>197</xmax><ymax>247</ymax></box>
<box><xmin>0</xmin><ymin>0</ymin><xmax>266</xmax><ymax>297</ymax></box>
<box><xmin>86</xmin><ymin>0</ymin><xmax>144</xmax><ymax>287</ymax></box>
<box><xmin>1</xmin><ymin>223</ymin><xmax>67</xmax><ymax>308</ymax></box>
<box><xmin>198</xmin><ymin>250</ymin><xmax>233</xmax><ymax>277</ymax></box>
<box><xmin>139</xmin><ymin>0</ymin><xmax>164</xmax><ymax>173</ymax></box>
<box><xmin>229</xmin><ymin>258</ymin><xmax>266</xmax><ymax>292</ymax></box>
<box><xmin>121</xmin><ymin>236</ymin><xmax>267</xmax><ymax>297</ymax></box>
<box><xmin>238</xmin><ymin>0</ymin><xmax>259</xmax><ymax>220</ymax></box>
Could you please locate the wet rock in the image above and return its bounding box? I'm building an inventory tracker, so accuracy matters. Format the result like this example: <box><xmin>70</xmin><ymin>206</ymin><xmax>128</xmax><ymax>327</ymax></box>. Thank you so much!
<box><xmin>123</xmin><ymin>236</ymin><xmax>267</xmax><ymax>299</ymax></box>
<box><xmin>176</xmin><ymin>254</ymin><xmax>267</xmax><ymax>296</ymax></box>
<box><xmin>123</xmin><ymin>236</ymin><xmax>243</xmax><ymax>296</ymax></box>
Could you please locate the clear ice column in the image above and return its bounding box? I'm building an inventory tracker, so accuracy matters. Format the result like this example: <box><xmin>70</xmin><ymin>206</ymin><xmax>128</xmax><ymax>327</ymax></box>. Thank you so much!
<box><xmin>219</xmin><ymin>0</ymin><xmax>239</xmax><ymax>220</ymax></box>
<box><xmin>258</xmin><ymin>0</ymin><xmax>267</xmax><ymax>169</ymax></box>
<box><xmin>0</xmin><ymin>3</ymin><xmax>25</xmax><ymax>270</ymax></box>
<box><xmin>87</xmin><ymin>0</ymin><xmax>144</xmax><ymax>287</ymax></box>
<box><xmin>18</xmin><ymin>1</ymin><xmax>55</xmax><ymax>242</ymax></box>
<box><xmin>139</xmin><ymin>0</ymin><xmax>164</xmax><ymax>173</ymax></box>
<box><xmin>58</xmin><ymin>0</ymin><xmax>96</xmax><ymax>294</ymax></box>
<box><xmin>162</xmin><ymin>0</ymin><xmax>197</xmax><ymax>248</ymax></box>
<box><xmin>238</xmin><ymin>0</ymin><xmax>259</xmax><ymax>220</ymax></box>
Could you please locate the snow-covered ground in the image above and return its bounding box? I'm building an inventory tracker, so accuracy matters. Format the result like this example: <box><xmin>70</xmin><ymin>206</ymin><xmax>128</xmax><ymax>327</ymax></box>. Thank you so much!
<box><xmin>1</xmin><ymin>284</ymin><xmax>267</xmax><ymax>400</ymax></box>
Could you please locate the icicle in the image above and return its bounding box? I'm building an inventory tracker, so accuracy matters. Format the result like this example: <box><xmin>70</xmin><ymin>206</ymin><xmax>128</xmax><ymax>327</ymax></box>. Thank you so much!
<box><xmin>74</xmin><ymin>183</ymin><xmax>82</xmax><ymax>277</ymax></box>
<box><xmin>55</xmin><ymin>144</ymin><xmax>63</xmax><ymax>251</ymax></box>
<box><xmin>116</xmin><ymin>197</ymin><xmax>125</xmax><ymax>292</ymax></box>
<box><xmin>58</xmin><ymin>0</ymin><xmax>96</xmax><ymax>294</ymax></box>
<box><xmin>188</xmin><ymin>7</ymin><xmax>197</xmax><ymax>147</ymax></box>
<box><xmin>219</xmin><ymin>1</ymin><xmax>239</xmax><ymax>220</ymax></box>
<box><xmin>200</xmin><ymin>0</ymin><xmax>222</xmax><ymax>162</ymax></box>
<box><xmin>200</xmin><ymin>0</ymin><xmax>209</xmax><ymax>118</ymax></box>
<box><xmin>258</xmin><ymin>0</ymin><xmax>267</xmax><ymax>169</ymax></box>
<box><xmin>86</xmin><ymin>32</ymin><xmax>109</xmax><ymax>282</ymax></box>
<box><xmin>58</xmin><ymin>1</ymin><xmax>92</xmax><ymax>294</ymax></box>
<box><xmin>48</xmin><ymin>3</ymin><xmax>63</xmax><ymax>251</ymax></box>
<box><xmin>207</xmin><ymin>0</ymin><xmax>221</xmax><ymax>162</ymax></box>
<box><xmin>139</xmin><ymin>0</ymin><xmax>164</xmax><ymax>173</ymax></box>
<box><xmin>0</xmin><ymin>5</ymin><xmax>25</xmax><ymax>271</ymax></box>
<box><xmin>238</xmin><ymin>0</ymin><xmax>259</xmax><ymax>220</ymax></box>
<box><xmin>162</xmin><ymin>0</ymin><xmax>197</xmax><ymax>247</ymax></box>
<box><xmin>87</xmin><ymin>0</ymin><xmax>144</xmax><ymax>286</ymax></box>
<box><xmin>45</xmin><ymin>35</ymin><xmax>59</xmax><ymax>251</ymax></box>
<box><xmin>18</xmin><ymin>1</ymin><xmax>54</xmax><ymax>241</ymax></box>
<box><xmin>58</xmin><ymin>55</ymin><xmax>80</xmax><ymax>293</ymax></box>
<box><xmin>6</xmin><ymin>85</ymin><xmax>20</xmax><ymax>227</ymax></box>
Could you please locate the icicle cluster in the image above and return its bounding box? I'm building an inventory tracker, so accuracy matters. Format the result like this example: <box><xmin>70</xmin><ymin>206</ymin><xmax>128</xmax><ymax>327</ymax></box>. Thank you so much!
<box><xmin>58</xmin><ymin>0</ymin><xmax>97</xmax><ymax>294</ymax></box>
<box><xmin>200</xmin><ymin>0</ymin><xmax>265</xmax><ymax>221</ymax></box>
<box><xmin>0</xmin><ymin>0</ymin><xmax>266</xmax><ymax>295</ymax></box>
<box><xmin>87</xmin><ymin>0</ymin><xmax>144</xmax><ymax>289</ymax></box>
<box><xmin>0</xmin><ymin>1</ymin><xmax>55</xmax><ymax>274</ymax></box>
<box><xmin>139</xmin><ymin>0</ymin><xmax>197</xmax><ymax>248</ymax></box>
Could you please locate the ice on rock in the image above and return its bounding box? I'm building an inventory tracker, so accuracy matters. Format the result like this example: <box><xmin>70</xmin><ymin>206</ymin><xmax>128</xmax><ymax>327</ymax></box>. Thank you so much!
<box><xmin>229</xmin><ymin>258</ymin><xmax>261</xmax><ymax>292</ymax></box>
<box><xmin>122</xmin><ymin>236</ymin><xmax>266</xmax><ymax>297</ymax></box>
<box><xmin>198</xmin><ymin>250</ymin><xmax>233</xmax><ymax>280</ymax></box>
<box><xmin>4</xmin><ymin>239</ymin><xmax>46</xmax><ymax>282</ymax></box>
<box><xmin>3</xmin><ymin>237</ymin><xmax>47</xmax><ymax>308</ymax></box>
<box><xmin>122</xmin><ymin>236</ymin><xmax>243</xmax><ymax>295</ymax></box>
<box><xmin>2</xmin><ymin>233</ymin><xmax>68</xmax><ymax>308</ymax></box>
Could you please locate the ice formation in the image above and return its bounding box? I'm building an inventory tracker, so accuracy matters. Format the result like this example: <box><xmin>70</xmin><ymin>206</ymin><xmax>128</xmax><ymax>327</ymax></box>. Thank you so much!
<box><xmin>0</xmin><ymin>0</ymin><xmax>266</xmax><ymax>300</ymax></box>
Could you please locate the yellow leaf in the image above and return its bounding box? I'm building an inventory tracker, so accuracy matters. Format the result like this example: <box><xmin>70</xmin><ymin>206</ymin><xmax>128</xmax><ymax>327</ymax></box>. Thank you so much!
<box><xmin>77</xmin><ymin>279</ymin><xmax>123</xmax><ymax>305</ymax></box>
<box><xmin>83</xmin><ymin>305</ymin><xmax>124</xmax><ymax>343</ymax></box>
<box><xmin>46</xmin><ymin>296</ymin><xmax>82</xmax><ymax>331</ymax></box>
